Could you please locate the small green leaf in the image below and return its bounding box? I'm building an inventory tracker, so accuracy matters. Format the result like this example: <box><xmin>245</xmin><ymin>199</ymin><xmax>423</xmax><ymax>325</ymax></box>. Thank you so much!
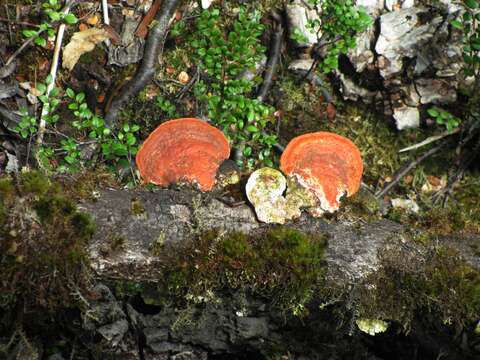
<box><xmin>34</xmin><ymin>36</ymin><xmax>47</xmax><ymax>47</ymax></box>
<box><xmin>75</xmin><ymin>92</ymin><xmax>85</xmax><ymax>103</ymax></box>
<box><xmin>22</xmin><ymin>29</ymin><xmax>37</xmax><ymax>38</ymax></box>
<box><xmin>450</xmin><ymin>20</ymin><xmax>463</xmax><ymax>29</ymax></box>
<box><xmin>246</xmin><ymin>125</ymin><xmax>258</xmax><ymax>133</ymax></box>
<box><xmin>66</xmin><ymin>88</ymin><xmax>75</xmax><ymax>98</ymax></box>
<box><xmin>427</xmin><ymin>108</ymin><xmax>439</xmax><ymax>117</ymax></box>
<box><xmin>465</xmin><ymin>0</ymin><xmax>478</xmax><ymax>9</ymax></box>
<box><xmin>63</xmin><ymin>13</ymin><xmax>78</xmax><ymax>25</ymax></box>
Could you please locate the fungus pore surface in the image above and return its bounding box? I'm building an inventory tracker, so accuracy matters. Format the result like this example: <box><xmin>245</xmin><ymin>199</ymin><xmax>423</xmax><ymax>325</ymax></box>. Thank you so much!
<box><xmin>280</xmin><ymin>132</ymin><xmax>363</xmax><ymax>212</ymax></box>
<box><xmin>136</xmin><ymin>118</ymin><xmax>230</xmax><ymax>191</ymax></box>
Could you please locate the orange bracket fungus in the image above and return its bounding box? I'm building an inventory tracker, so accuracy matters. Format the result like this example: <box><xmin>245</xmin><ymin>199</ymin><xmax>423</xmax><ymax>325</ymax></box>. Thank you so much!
<box><xmin>136</xmin><ymin>118</ymin><xmax>230</xmax><ymax>191</ymax></box>
<box><xmin>280</xmin><ymin>132</ymin><xmax>363</xmax><ymax>214</ymax></box>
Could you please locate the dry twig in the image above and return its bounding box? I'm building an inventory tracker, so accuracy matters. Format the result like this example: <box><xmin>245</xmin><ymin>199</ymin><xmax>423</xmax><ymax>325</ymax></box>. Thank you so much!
<box><xmin>105</xmin><ymin>0</ymin><xmax>180</xmax><ymax>128</ymax></box>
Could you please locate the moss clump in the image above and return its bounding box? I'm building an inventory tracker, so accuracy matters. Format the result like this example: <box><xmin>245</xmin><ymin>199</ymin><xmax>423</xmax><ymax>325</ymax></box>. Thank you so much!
<box><xmin>0</xmin><ymin>171</ymin><xmax>95</xmax><ymax>313</ymax></box>
<box><xmin>357</xmin><ymin>243</ymin><xmax>480</xmax><ymax>331</ymax></box>
<box><xmin>160</xmin><ymin>228</ymin><xmax>328</xmax><ymax>315</ymax></box>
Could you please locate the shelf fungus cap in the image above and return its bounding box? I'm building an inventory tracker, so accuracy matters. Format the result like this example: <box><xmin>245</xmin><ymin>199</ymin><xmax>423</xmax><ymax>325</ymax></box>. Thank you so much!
<box><xmin>246</xmin><ymin>167</ymin><xmax>288</xmax><ymax>224</ymax></box>
<box><xmin>136</xmin><ymin>118</ymin><xmax>230</xmax><ymax>191</ymax></box>
<box><xmin>280</xmin><ymin>132</ymin><xmax>363</xmax><ymax>213</ymax></box>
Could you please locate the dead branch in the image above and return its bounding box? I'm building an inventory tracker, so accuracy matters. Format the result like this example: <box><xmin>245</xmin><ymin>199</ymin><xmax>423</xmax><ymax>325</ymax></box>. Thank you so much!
<box><xmin>375</xmin><ymin>141</ymin><xmax>449</xmax><ymax>199</ymax></box>
<box><xmin>257</xmin><ymin>11</ymin><xmax>284</xmax><ymax>103</ymax></box>
<box><xmin>104</xmin><ymin>0</ymin><xmax>180</xmax><ymax>128</ymax></box>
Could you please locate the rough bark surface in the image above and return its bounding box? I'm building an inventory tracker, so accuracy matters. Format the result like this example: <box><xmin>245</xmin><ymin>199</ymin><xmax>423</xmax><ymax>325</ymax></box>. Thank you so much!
<box><xmin>73</xmin><ymin>189</ymin><xmax>480</xmax><ymax>359</ymax></box>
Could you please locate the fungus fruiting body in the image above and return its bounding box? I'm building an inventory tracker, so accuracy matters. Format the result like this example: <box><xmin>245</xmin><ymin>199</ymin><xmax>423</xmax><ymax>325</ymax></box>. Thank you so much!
<box><xmin>281</xmin><ymin>132</ymin><xmax>363</xmax><ymax>214</ymax></box>
<box><xmin>246</xmin><ymin>167</ymin><xmax>288</xmax><ymax>224</ymax></box>
<box><xmin>136</xmin><ymin>118</ymin><xmax>230</xmax><ymax>191</ymax></box>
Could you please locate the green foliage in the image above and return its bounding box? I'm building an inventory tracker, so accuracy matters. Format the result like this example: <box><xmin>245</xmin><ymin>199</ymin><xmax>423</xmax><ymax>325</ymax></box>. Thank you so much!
<box><xmin>16</xmin><ymin>76</ymin><xmax>60</xmax><ymax>139</ymax></box>
<box><xmin>452</xmin><ymin>0</ymin><xmax>480</xmax><ymax>77</ymax></box>
<box><xmin>191</xmin><ymin>7</ymin><xmax>277</xmax><ymax>167</ymax></box>
<box><xmin>15</xmin><ymin>84</ymin><xmax>139</xmax><ymax>173</ymax></box>
<box><xmin>22</xmin><ymin>0</ymin><xmax>78</xmax><ymax>47</ymax></box>
<box><xmin>306</xmin><ymin>0</ymin><xmax>372</xmax><ymax>73</ymax></box>
<box><xmin>0</xmin><ymin>172</ymin><xmax>93</xmax><ymax>313</ymax></box>
<box><xmin>161</xmin><ymin>228</ymin><xmax>328</xmax><ymax>315</ymax></box>
<box><xmin>155</xmin><ymin>95</ymin><xmax>178</xmax><ymax>118</ymax></box>
<box><xmin>427</xmin><ymin>107</ymin><xmax>461</xmax><ymax>131</ymax></box>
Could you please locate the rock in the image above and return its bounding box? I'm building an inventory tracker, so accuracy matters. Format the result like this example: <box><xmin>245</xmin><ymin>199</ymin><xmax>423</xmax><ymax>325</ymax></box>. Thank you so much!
<box><xmin>385</xmin><ymin>0</ymin><xmax>414</xmax><ymax>11</ymax></box>
<box><xmin>288</xmin><ymin>58</ymin><xmax>315</xmax><ymax>72</ymax></box>
<box><xmin>376</xmin><ymin>8</ymin><xmax>443</xmax><ymax>79</ymax></box>
<box><xmin>392</xmin><ymin>106</ymin><xmax>420</xmax><ymax>130</ymax></box>
<box><xmin>286</xmin><ymin>0</ymin><xmax>321</xmax><ymax>48</ymax></box>
<box><xmin>347</xmin><ymin>30</ymin><xmax>375</xmax><ymax>73</ymax></box>
<box><xmin>333</xmin><ymin>4</ymin><xmax>465</xmax><ymax>129</ymax></box>
<box><xmin>338</xmin><ymin>73</ymin><xmax>379</xmax><ymax>103</ymax></box>
<box><xmin>98</xmin><ymin>319</ymin><xmax>130</xmax><ymax>347</ymax></box>
<box><xmin>391</xmin><ymin>198</ymin><xmax>420</xmax><ymax>214</ymax></box>
<box><xmin>415</xmin><ymin>78</ymin><xmax>457</xmax><ymax>105</ymax></box>
<box><xmin>108</xmin><ymin>16</ymin><xmax>144</xmax><ymax>66</ymax></box>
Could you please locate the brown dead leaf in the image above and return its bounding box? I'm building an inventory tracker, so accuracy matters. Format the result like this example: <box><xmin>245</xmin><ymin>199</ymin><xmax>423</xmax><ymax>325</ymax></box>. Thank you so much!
<box><xmin>421</xmin><ymin>175</ymin><xmax>446</xmax><ymax>193</ymax></box>
<box><xmin>62</xmin><ymin>28</ymin><xmax>112</xmax><ymax>71</ymax></box>
<box><xmin>426</xmin><ymin>175</ymin><xmax>441</xmax><ymax>187</ymax></box>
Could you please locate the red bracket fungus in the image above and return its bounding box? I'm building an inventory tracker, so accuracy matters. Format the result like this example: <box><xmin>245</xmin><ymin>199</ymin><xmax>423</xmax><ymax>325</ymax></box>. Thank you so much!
<box><xmin>280</xmin><ymin>132</ymin><xmax>363</xmax><ymax>213</ymax></box>
<box><xmin>136</xmin><ymin>118</ymin><xmax>230</xmax><ymax>191</ymax></box>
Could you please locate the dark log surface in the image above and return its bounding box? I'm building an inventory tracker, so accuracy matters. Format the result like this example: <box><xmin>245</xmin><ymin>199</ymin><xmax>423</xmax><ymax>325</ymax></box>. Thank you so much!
<box><xmin>71</xmin><ymin>188</ymin><xmax>480</xmax><ymax>359</ymax></box>
<box><xmin>80</xmin><ymin>188</ymin><xmax>479</xmax><ymax>283</ymax></box>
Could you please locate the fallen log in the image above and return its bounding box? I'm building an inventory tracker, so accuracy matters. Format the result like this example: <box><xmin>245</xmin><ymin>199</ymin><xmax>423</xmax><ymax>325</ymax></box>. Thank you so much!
<box><xmin>1</xmin><ymin>175</ymin><xmax>479</xmax><ymax>359</ymax></box>
<box><xmin>75</xmin><ymin>187</ymin><xmax>480</xmax><ymax>359</ymax></box>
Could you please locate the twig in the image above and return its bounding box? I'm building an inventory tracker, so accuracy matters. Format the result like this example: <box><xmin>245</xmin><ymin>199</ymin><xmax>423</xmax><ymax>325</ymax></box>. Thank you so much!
<box><xmin>432</xmin><ymin>136</ymin><xmax>480</xmax><ymax>205</ymax></box>
<box><xmin>105</xmin><ymin>0</ymin><xmax>181</xmax><ymax>128</ymax></box>
<box><xmin>101</xmin><ymin>0</ymin><xmax>110</xmax><ymax>47</ymax></box>
<box><xmin>257</xmin><ymin>11</ymin><xmax>283</xmax><ymax>102</ymax></box>
<box><xmin>135</xmin><ymin>0</ymin><xmax>162</xmax><ymax>39</ymax></box>
<box><xmin>34</xmin><ymin>1</ymin><xmax>74</xmax><ymax>168</ymax></box>
<box><xmin>398</xmin><ymin>128</ymin><xmax>460</xmax><ymax>153</ymax></box>
<box><xmin>101</xmin><ymin>0</ymin><xmax>110</xmax><ymax>25</ymax></box>
<box><xmin>0</xmin><ymin>17</ymin><xmax>36</xmax><ymax>27</ymax></box>
<box><xmin>375</xmin><ymin>141</ymin><xmax>448</xmax><ymax>199</ymax></box>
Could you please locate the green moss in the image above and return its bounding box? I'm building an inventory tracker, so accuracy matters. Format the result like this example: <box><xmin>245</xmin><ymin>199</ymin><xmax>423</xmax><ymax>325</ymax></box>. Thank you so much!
<box><xmin>20</xmin><ymin>170</ymin><xmax>50</xmax><ymax>195</ymax></box>
<box><xmin>130</xmin><ymin>198</ymin><xmax>145</xmax><ymax>216</ymax></box>
<box><xmin>356</xmin><ymin>243</ymin><xmax>480</xmax><ymax>330</ymax></box>
<box><xmin>339</xmin><ymin>189</ymin><xmax>381</xmax><ymax>223</ymax></box>
<box><xmin>0</xmin><ymin>171</ymin><xmax>94</xmax><ymax>313</ymax></box>
<box><xmin>159</xmin><ymin>228</ymin><xmax>328</xmax><ymax>315</ymax></box>
<box><xmin>385</xmin><ymin>182</ymin><xmax>480</xmax><ymax>235</ymax></box>
<box><xmin>0</xmin><ymin>177</ymin><xmax>14</xmax><ymax>198</ymax></box>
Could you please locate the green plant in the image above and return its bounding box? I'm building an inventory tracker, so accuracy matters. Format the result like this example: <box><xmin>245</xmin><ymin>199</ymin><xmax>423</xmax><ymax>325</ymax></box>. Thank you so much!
<box><xmin>22</xmin><ymin>0</ymin><xmax>78</xmax><ymax>47</ymax></box>
<box><xmin>427</xmin><ymin>108</ymin><xmax>461</xmax><ymax>131</ymax></box>
<box><xmin>65</xmin><ymin>88</ymin><xmax>140</xmax><ymax>169</ymax></box>
<box><xmin>305</xmin><ymin>0</ymin><xmax>372</xmax><ymax>73</ymax></box>
<box><xmin>191</xmin><ymin>7</ymin><xmax>277</xmax><ymax>167</ymax></box>
<box><xmin>16</xmin><ymin>84</ymin><xmax>139</xmax><ymax>173</ymax></box>
<box><xmin>155</xmin><ymin>95</ymin><xmax>178</xmax><ymax>118</ymax></box>
<box><xmin>16</xmin><ymin>75</ymin><xmax>60</xmax><ymax>139</ymax></box>
<box><xmin>451</xmin><ymin>0</ymin><xmax>480</xmax><ymax>78</ymax></box>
